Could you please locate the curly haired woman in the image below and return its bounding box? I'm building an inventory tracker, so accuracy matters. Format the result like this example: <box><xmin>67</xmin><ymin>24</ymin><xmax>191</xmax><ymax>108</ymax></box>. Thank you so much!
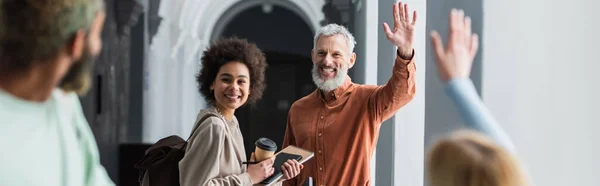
<box><xmin>179</xmin><ymin>37</ymin><xmax>303</xmax><ymax>186</ymax></box>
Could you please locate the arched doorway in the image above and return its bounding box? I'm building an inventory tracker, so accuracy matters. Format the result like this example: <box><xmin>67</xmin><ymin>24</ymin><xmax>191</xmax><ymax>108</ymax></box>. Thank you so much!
<box><xmin>214</xmin><ymin>4</ymin><xmax>315</xmax><ymax>158</ymax></box>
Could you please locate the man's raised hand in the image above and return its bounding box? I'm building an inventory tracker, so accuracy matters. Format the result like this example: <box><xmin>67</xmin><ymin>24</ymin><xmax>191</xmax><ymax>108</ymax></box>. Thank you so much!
<box><xmin>383</xmin><ymin>2</ymin><xmax>417</xmax><ymax>58</ymax></box>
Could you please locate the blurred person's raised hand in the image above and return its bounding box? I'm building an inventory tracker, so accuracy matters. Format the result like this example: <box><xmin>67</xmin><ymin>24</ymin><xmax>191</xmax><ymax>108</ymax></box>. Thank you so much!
<box><xmin>430</xmin><ymin>9</ymin><xmax>479</xmax><ymax>83</ymax></box>
<box><xmin>383</xmin><ymin>1</ymin><xmax>417</xmax><ymax>58</ymax></box>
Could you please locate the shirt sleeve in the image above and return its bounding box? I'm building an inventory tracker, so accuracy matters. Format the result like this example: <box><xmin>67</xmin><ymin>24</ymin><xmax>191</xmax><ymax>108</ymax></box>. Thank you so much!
<box><xmin>70</xmin><ymin>94</ymin><xmax>115</xmax><ymax>186</ymax></box>
<box><xmin>179</xmin><ymin>117</ymin><xmax>253</xmax><ymax>186</ymax></box>
<box><xmin>444</xmin><ymin>78</ymin><xmax>517</xmax><ymax>153</ymax></box>
<box><xmin>368</xmin><ymin>49</ymin><xmax>417</xmax><ymax>123</ymax></box>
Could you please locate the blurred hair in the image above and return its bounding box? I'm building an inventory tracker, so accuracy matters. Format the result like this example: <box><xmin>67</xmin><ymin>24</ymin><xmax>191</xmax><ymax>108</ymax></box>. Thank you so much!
<box><xmin>427</xmin><ymin>129</ymin><xmax>529</xmax><ymax>186</ymax></box>
<box><xmin>313</xmin><ymin>23</ymin><xmax>356</xmax><ymax>55</ymax></box>
<box><xmin>0</xmin><ymin>0</ymin><xmax>105</xmax><ymax>71</ymax></box>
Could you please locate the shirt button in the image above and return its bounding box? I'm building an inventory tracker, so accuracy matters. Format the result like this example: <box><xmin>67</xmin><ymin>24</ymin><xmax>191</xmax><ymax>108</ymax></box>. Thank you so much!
<box><xmin>318</xmin><ymin>150</ymin><xmax>322</xmax><ymax>154</ymax></box>
<box><xmin>320</xmin><ymin>115</ymin><xmax>324</xmax><ymax>119</ymax></box>
<box><xmin>318</xmin><ymin>133</ymin><xmax>322</xmax><ymax>136</ymax></box>
<box><xmin>319</xmin><ymin>167</ymin><xmax>323</xmax><ymax>171</ymax></box>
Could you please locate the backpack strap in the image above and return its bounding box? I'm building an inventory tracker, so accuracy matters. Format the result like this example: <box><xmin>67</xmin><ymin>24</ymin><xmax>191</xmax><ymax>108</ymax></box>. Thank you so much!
<box><xmin>182</xmin><ymin>113</ymin><xmax>218</xmax><ymax>150</ymax></box>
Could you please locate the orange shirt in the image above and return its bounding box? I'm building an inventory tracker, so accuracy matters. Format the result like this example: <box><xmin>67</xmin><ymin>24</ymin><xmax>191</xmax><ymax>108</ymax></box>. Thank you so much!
<box><xmin>282</xmin><ymin>51</ymin><xmax>416</xmax><ymax>186</ymax></box>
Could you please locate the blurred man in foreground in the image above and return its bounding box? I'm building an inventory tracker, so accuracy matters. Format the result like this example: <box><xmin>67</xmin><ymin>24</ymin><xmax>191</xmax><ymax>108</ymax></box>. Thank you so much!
<box><xmin>0</xmin><ymin>0</ymin><xmax>114</xmax><ymax>185</ymax></box>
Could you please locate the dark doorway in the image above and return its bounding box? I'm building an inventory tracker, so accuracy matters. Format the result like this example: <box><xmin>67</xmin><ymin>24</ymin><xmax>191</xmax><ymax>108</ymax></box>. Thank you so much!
<box><xmin>216</xmin><ymin>5</ymin><xmax>315</xmax><ymax>158</ymax></box>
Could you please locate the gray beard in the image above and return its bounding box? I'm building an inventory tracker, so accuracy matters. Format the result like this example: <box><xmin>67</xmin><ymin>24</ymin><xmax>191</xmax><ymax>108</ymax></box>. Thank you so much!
<box><xmin>311</xmin><ymin>63</ymin><xmax>348</xmax><ymax>92</ymax></box>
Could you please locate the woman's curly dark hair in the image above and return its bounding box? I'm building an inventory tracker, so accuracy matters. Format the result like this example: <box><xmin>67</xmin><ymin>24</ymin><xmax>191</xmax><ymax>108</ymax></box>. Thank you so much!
<box><xmin>196</xmin><ymin>37</ymin><xmax>267</xmax><ymax>106</ymax></box>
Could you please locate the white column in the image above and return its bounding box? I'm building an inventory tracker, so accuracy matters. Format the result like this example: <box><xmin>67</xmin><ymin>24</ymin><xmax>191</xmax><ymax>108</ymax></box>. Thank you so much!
<box><xmin>393</xmin><ymin>0</ymin><xmax>426</xmax><ymax>185</ymax></box>
<box><xmin>374</xmin><ymin>0</ymin><xmax>426</xmax><ymax>185</ymax></box>
<box><xmin>143</xmin><ymin>12</ymin><xmax>173</xmax><ymax>143</ymax></box>
<box><xmin>143</xmin><ymin>0</ymin><xmax>192</xmax><ymax>143</ymax></box>
<box><xmin>361</xmin><ymin>0</ymin><xmax>379</xmax><ymax>184</ymax></box>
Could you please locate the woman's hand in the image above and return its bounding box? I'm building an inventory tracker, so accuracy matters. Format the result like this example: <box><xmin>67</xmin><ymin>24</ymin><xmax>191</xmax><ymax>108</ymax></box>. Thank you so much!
<box><xmin>246</xmin><ymin>152</ymin><xmax>275</xmax><ymax>184</ymax></box>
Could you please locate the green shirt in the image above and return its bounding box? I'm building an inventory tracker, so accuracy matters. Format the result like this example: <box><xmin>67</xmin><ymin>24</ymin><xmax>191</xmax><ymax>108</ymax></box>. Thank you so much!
<box><xmin>0</xmin><ymin>88</ymin><xmax>114</xmax><ymax>186</ymax></box>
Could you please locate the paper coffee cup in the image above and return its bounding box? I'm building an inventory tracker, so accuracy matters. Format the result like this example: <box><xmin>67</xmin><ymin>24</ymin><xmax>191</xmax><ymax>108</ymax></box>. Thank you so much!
<box><xmin>254</xmin><ymin>138</ymin><xmax>277</xmax><ymax>162</ymax></box>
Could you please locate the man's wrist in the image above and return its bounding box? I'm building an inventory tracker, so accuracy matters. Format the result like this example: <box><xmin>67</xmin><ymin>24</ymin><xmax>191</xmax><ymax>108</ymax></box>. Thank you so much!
<box><xmin>396</xmin><ymin>48</ymin><xmax>414</xmax><ymax>61</ymax></box>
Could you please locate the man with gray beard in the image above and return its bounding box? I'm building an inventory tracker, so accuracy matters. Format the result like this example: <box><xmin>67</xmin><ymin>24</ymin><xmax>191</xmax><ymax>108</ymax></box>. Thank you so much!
<box><xmin>281</xmin><ymin>2</ymin><xmax>417</xmax><ymax>186</ymax></box>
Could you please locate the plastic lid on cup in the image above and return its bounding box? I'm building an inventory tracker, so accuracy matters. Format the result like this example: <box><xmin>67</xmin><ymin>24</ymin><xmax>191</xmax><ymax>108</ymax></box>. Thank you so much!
<box><xmin>255</xmin><ymin>137</ymin><xmax>277</xmax><ymax>151</ymax></box>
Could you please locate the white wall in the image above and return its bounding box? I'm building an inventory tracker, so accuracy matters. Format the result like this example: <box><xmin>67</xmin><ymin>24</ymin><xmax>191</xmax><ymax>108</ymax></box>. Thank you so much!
<box><xmin>483</xmin><ymin>0</ymin><xmax>600</xmax><ymax>185</ymax></box>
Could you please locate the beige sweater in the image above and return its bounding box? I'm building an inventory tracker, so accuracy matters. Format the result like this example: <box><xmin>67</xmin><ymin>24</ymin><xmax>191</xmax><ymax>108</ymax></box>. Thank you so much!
<box><xmin>179</xmin><ymin>108</ymin><xmax>253</xmax><ymax>186</ymax></box>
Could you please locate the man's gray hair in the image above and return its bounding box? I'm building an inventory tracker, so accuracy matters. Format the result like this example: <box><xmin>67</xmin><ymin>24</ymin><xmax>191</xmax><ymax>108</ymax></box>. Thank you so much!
<box><xmin>313</xmin><ymin>24</ymin><xmax>357</xmax><ymax>55</ymax></box>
